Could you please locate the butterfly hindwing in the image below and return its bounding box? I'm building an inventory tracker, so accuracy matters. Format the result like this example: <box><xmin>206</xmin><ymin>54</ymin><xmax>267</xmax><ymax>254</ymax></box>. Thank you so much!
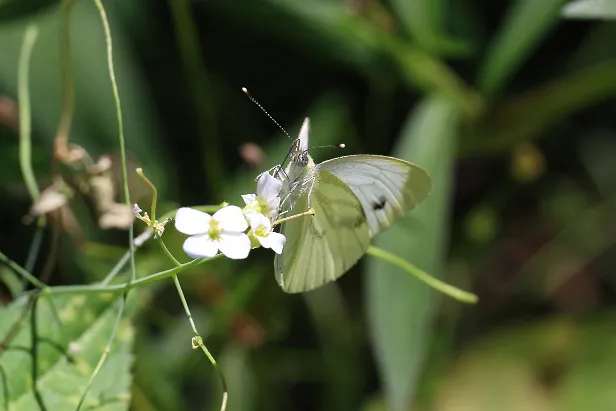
<box><xmin>274</xmin><ymin>169</ymin><xmax>370</xmax><ymax>293</ymax></box>
<box><xmin>317</xmin><ymin>155</ymin><xmax>432</xmax><ymax>237</ymax></box>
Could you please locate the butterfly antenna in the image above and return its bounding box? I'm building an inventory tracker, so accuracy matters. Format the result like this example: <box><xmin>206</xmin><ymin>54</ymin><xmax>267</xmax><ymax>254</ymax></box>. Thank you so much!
<box><xmin>302</xmin><ymin>143</ymin><xmax>346</xmax><ymax>156</ymax></box>
<box><xmin>242</xmin><ymin>87</ymin><xmax>293</xmax><ymax>140</ymax></box>
<box><xmin>275</xmin><ymin>139</ymin><xmax>300</xmax><ymax>180</ymax></box>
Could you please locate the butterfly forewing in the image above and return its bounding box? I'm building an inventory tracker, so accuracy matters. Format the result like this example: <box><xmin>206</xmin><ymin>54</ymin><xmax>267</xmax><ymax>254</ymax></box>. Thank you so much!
<box><xmin>274</xmin><ymin>169</ymin><xmax>370</xmax><ymax>293</ymax></box>
<box><xmin>317</xmin><ymin>155</ymin><xmax>432</xmax><ymax>237</ymax></box>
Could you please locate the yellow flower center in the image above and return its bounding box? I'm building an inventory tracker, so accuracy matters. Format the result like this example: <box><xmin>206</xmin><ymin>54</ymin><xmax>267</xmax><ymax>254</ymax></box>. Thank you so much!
<box><xmin>244</xmin><ymin>200</ymin><xmax>263</xmax><ymax>215</ymax></box>
<box><xmin>255</xmin><ymin>225</ymin><xmax>269</xmax><ymax>237</ymax></box>
<box><xmin>208</xmin><ymin>218</ymin><xmax>222</xmax><ymax>240</ymax></box>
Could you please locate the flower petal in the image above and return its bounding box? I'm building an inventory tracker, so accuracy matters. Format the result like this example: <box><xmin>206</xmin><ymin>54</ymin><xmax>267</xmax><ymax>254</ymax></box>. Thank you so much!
<box><xmin>259</xmin><ymin>232</ymin><xmax>286</xmax><ymax>254</ymax></box>
<box><xmin>249</xmin><ymin>212</ymin><xmax>271</xmax><ymax>232</ymax></box>
<box><xmin>175</xmin><ymin>207</ymin><xmax>211</xmax><ymax>235</ymax></box>
<box><xmin>183</xmin><ymin>234</ymin><xmax>219</xmax><ymax>259</ymax></box>
<box><xmin>241</xmin><ymin>194</ymin><xmax>256</xmax><ymax>205</ymax></box>
<box><xmin>218</xmin><ymin>232</ymin><xmax>251</xmax><ymax>260</ymax></box>
<box><xmin>213</xmin><ymin>205</ymin><xmax>248</xmax><ymax>232</ymax></box>
<box><xmin>267</xmin><ymin>197</ymin><xmax>281</xmax><ymax>215</ymax></box>
<box><xmin>257</xmin><ymin>172</ymin><xmax>282</xmax><ymax>200</ymax></box>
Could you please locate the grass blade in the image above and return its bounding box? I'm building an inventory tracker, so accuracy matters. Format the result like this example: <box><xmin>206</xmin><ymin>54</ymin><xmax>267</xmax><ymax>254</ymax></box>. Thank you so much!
<box><xmin>478</xmin><ymin>0</ymin><xmax>567</xmax><ymax>98</ymax></box>
<box><xmin>562</xmin><ymin>0</ymin><xmax>616</xmax><ymax>20</ymax></box>
<box><xmin>366</xmin><ymin>94</ymin><xmax>459</xmax><ymax>411</ymax></box>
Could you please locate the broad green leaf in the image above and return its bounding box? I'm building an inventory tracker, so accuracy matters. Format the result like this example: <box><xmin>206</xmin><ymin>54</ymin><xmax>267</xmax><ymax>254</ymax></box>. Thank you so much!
<box><xmin>389</xmin><ymin>0</ymin><xmax>469</xmax><ymax>56</ymax></box>
<box><xmin>0</xmin><ymin>293</ymin><xmax>135</xmax><ymax>410</ymax></box>
<box><xmin>562</xmin><ymin>0</ymin><xmax>616</xmax><ymax>19</ymax></box>
<box><xmin>366</xmin><ymin>95</ymin><xmax>459</xmax><ymax>411</ymax></box>
<box><xmin>478</xmin><ymin>0</ymin><xmax>568</xmax><ymax>98</ymax></box>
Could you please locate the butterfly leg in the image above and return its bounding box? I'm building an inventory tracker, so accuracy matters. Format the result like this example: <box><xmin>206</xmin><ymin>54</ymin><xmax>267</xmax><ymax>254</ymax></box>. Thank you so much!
<box><xmin>304</xmin><ymin>177</ymin><xmax>317</xmax><ymax>210</ymax></box>
<box><xmin>278</xmin><ymin>191</ymin><xmax>295</xmax><ymax>213</ymax></box>
<box><xmin>256</xmin><ymin>165</ymin><xmax>284</xmax><ymax>182</ymax></box>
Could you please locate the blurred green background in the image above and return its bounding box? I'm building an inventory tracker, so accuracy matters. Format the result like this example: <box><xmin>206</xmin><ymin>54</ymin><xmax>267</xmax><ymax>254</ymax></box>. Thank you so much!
<box><xmin>2</xmin><ymin>0</ymin><xmax>616</xmax><ymax>410</ymax></box>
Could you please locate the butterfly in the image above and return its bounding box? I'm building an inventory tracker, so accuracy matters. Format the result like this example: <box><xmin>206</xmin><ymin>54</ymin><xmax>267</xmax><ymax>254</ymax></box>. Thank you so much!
<box><xmin>273</xmin><ymin>117</ymin><xmax>432</xmax><ymax>293</ymax></box>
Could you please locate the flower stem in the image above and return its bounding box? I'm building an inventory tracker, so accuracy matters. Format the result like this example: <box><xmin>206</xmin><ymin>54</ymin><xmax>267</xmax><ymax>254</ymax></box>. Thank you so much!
<box><xmin>75</xmin><ymin>295</ymin><xmax>126</xmax><ymax>410</ymax></box>
<box><xmin>157</xmin><ymin>237</ymin><xmax>180</xmax><ymax>267</ymax></box>
<box><xmin>136</xmin><ymin>168</ymin><xmax>157</xmax><ymax>222</ymax></box>
<box><xmin>173</xmin><ymin>277</ymin><xmax>228</xmax><ymax>411</ymax></box>
<box><xmin>98</xmin><ymin>205</ymin><xmax>222</xmax><ymax>286</ymax></box>
<box><xmin>43</xmin><ymin>254</ymin><xmax>224</xmax><ymax>296</ymax></box>
<box><xmin>92</xmin><ymin>0</ymin><xmax>135</xmax><ymax>283</ymax></box>
<box><xmin>272</xmin><ymin>208</ymin><xmax>315</xmax><ymax>226</ymax></box>
<box><xmin>366</xmin><ymin>246</ymin><xmax>478</xmax><ymax>304</ymax></box>
<box><xmin>53</xmin><ymin>0</ymin><xmax>76</xmax><ymax>161</ymax></box>
<box><xmin>18</xmin><ymin>25</ymin><xmax>40</xmax><ymax>203</ymax></box>
<box><xmin>0</xmin><ymin>251</ymin><xmax>47</xmax><ymax>290</ymax></box>
<box><xmin>78</xmin><ymin>1</ymin><xmax>134</xmax><ymax>407</ymax></box>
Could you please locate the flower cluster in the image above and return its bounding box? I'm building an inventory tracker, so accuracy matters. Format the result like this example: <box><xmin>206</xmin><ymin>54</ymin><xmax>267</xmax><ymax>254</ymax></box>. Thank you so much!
<box><xmin>173</xmin><ymin>172</ymin><xmax>286</xmax><ymax>260</ymax></box>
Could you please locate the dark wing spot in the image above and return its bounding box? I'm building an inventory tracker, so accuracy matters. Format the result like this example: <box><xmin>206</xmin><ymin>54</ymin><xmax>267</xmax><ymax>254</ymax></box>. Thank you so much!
<box><xmin>372</xmin><ymin>196</ymin><xmax>387</xmax><ymax>211</ymax></box>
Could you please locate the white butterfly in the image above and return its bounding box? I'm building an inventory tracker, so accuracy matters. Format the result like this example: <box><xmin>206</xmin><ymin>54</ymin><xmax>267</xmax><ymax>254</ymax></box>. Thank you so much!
<box><xmin>273</xmin><ymin>117</ymin><xmax>432</xmax><ymax>293</ymax></box>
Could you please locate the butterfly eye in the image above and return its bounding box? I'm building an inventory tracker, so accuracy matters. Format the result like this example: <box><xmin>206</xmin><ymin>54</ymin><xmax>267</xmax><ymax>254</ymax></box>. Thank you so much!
<box><xmin>298</xmin><ymin>152</ymin><xmax>309</xmax><ymax>165</ymax></box>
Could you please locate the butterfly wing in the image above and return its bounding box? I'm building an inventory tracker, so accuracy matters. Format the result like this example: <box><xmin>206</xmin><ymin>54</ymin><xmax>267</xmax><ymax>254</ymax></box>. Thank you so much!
<box><xmin>274</xmin><ymin>169</ymin><xmax>370</xmax><ymax>293</ymax></box>
<box><xmin>317</xmin><ymin>155</ymin><xmax>432</xmax><ymax>237</ymax></box>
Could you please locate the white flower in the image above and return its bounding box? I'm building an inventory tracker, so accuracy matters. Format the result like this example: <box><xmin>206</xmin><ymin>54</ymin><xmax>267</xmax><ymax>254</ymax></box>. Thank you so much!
<box><xmin>248</xmin><ymin>212</ymin><xmax>286</xmax><ymax>254</ymax></box>
<box><xmin>175</xmin><ymin>206</ymin><xmax>250</xmax><ymax>260</ymax></box>
<box><xmin>242</xmin><ymin>172</ymin><xmax>282</xmax><ymax>219</ymax></box>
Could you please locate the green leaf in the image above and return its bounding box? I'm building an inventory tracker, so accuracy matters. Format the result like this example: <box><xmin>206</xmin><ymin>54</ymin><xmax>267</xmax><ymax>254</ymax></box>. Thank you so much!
<box><xmin>0</xmin><ymin>293</ymin><xmax>135</xmax><ymax>410</ymax></box>
<box><xmin>478</xmin><ymin>0</ymin><xmax>568</xmax><ymax>98</ymax></box>
<box><xmin>562</xmin><ymin>0</ymin><xmax>616</xmax><ymax>20</ymax></box>
<box><xmin>389</xmin><ymin>0</ymin><xmax>470</xmax><ymax>56</ymax></box>
<box><xmin>365</xmin><ymin>95</ymin><xmax>459</xmax><ymax>411</ymax></box>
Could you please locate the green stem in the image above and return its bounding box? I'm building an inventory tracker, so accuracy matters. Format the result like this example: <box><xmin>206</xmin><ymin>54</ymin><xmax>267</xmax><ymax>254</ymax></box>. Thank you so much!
<box><xmin>24</xmin><ymin>222</ymin><xmax>44</xmax><ymax>273</ymax></box>
<box><xmin>136</xmin><ymin>168</ymin><xmax>157</xmax><ymax>222</ymax></box>
<box><xmin>17</xmin><ymin>24</ymin><xmax>47</xmax><ymax>292</ymax></box>
<box><xmin>172</xmin><ymin>276</ymin><xmax>228</xmax><ymax>411</ymax></box>
<box><xmin>100</xmin><ymin>226</ymin><xmax>156</xmax><ymax>286</ymax></box>
<box><xmin>18</xmin><ymin>25</ymin><xmax>40</xmax><ymax>202</ymax></box>
<box><xmin>0</xmin><ymin>251</ymin><xmax>47</xmax><ymax>289</ymax></box>
<box><xmin>44</xmin><ymin>254</ymin><xmax>223</xmax><ymax>296</ymax></box>
<box><xmin>366</xmin><ymin>246</ymin><xmax>478</xmax><ymax>304</ymax></box>
<box><xmin>78</xmin><ymin>2</ymin><xmax>134</xmax><ymax>408</ymax></box>
<box><xmin>92</xmin><ymin>0</ymin><xmax>136</xmax><ymax>283</ymax></box>
<box><xmin>157</xmin><ymin>237</ymin><xmax>180</xmax><ymax>267</ymax></box>
<box><xmin>75</xmin><ymin>295</ymin><xmax>126</xmax><ymax>410</ymax></box>
<box><xmin>54</xmin><ymin>0</ymin><xmax>76</xmax><ymax>159</ymax></box>
<box><xmin>99</xmin><ymin>204</ymin><xmax>222</xmax><ymax>286</ymax></box>
<box><xmin>101</xmin><ymin>249</ymin><xmax>132</xmax><ymax>285</ymax></box>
